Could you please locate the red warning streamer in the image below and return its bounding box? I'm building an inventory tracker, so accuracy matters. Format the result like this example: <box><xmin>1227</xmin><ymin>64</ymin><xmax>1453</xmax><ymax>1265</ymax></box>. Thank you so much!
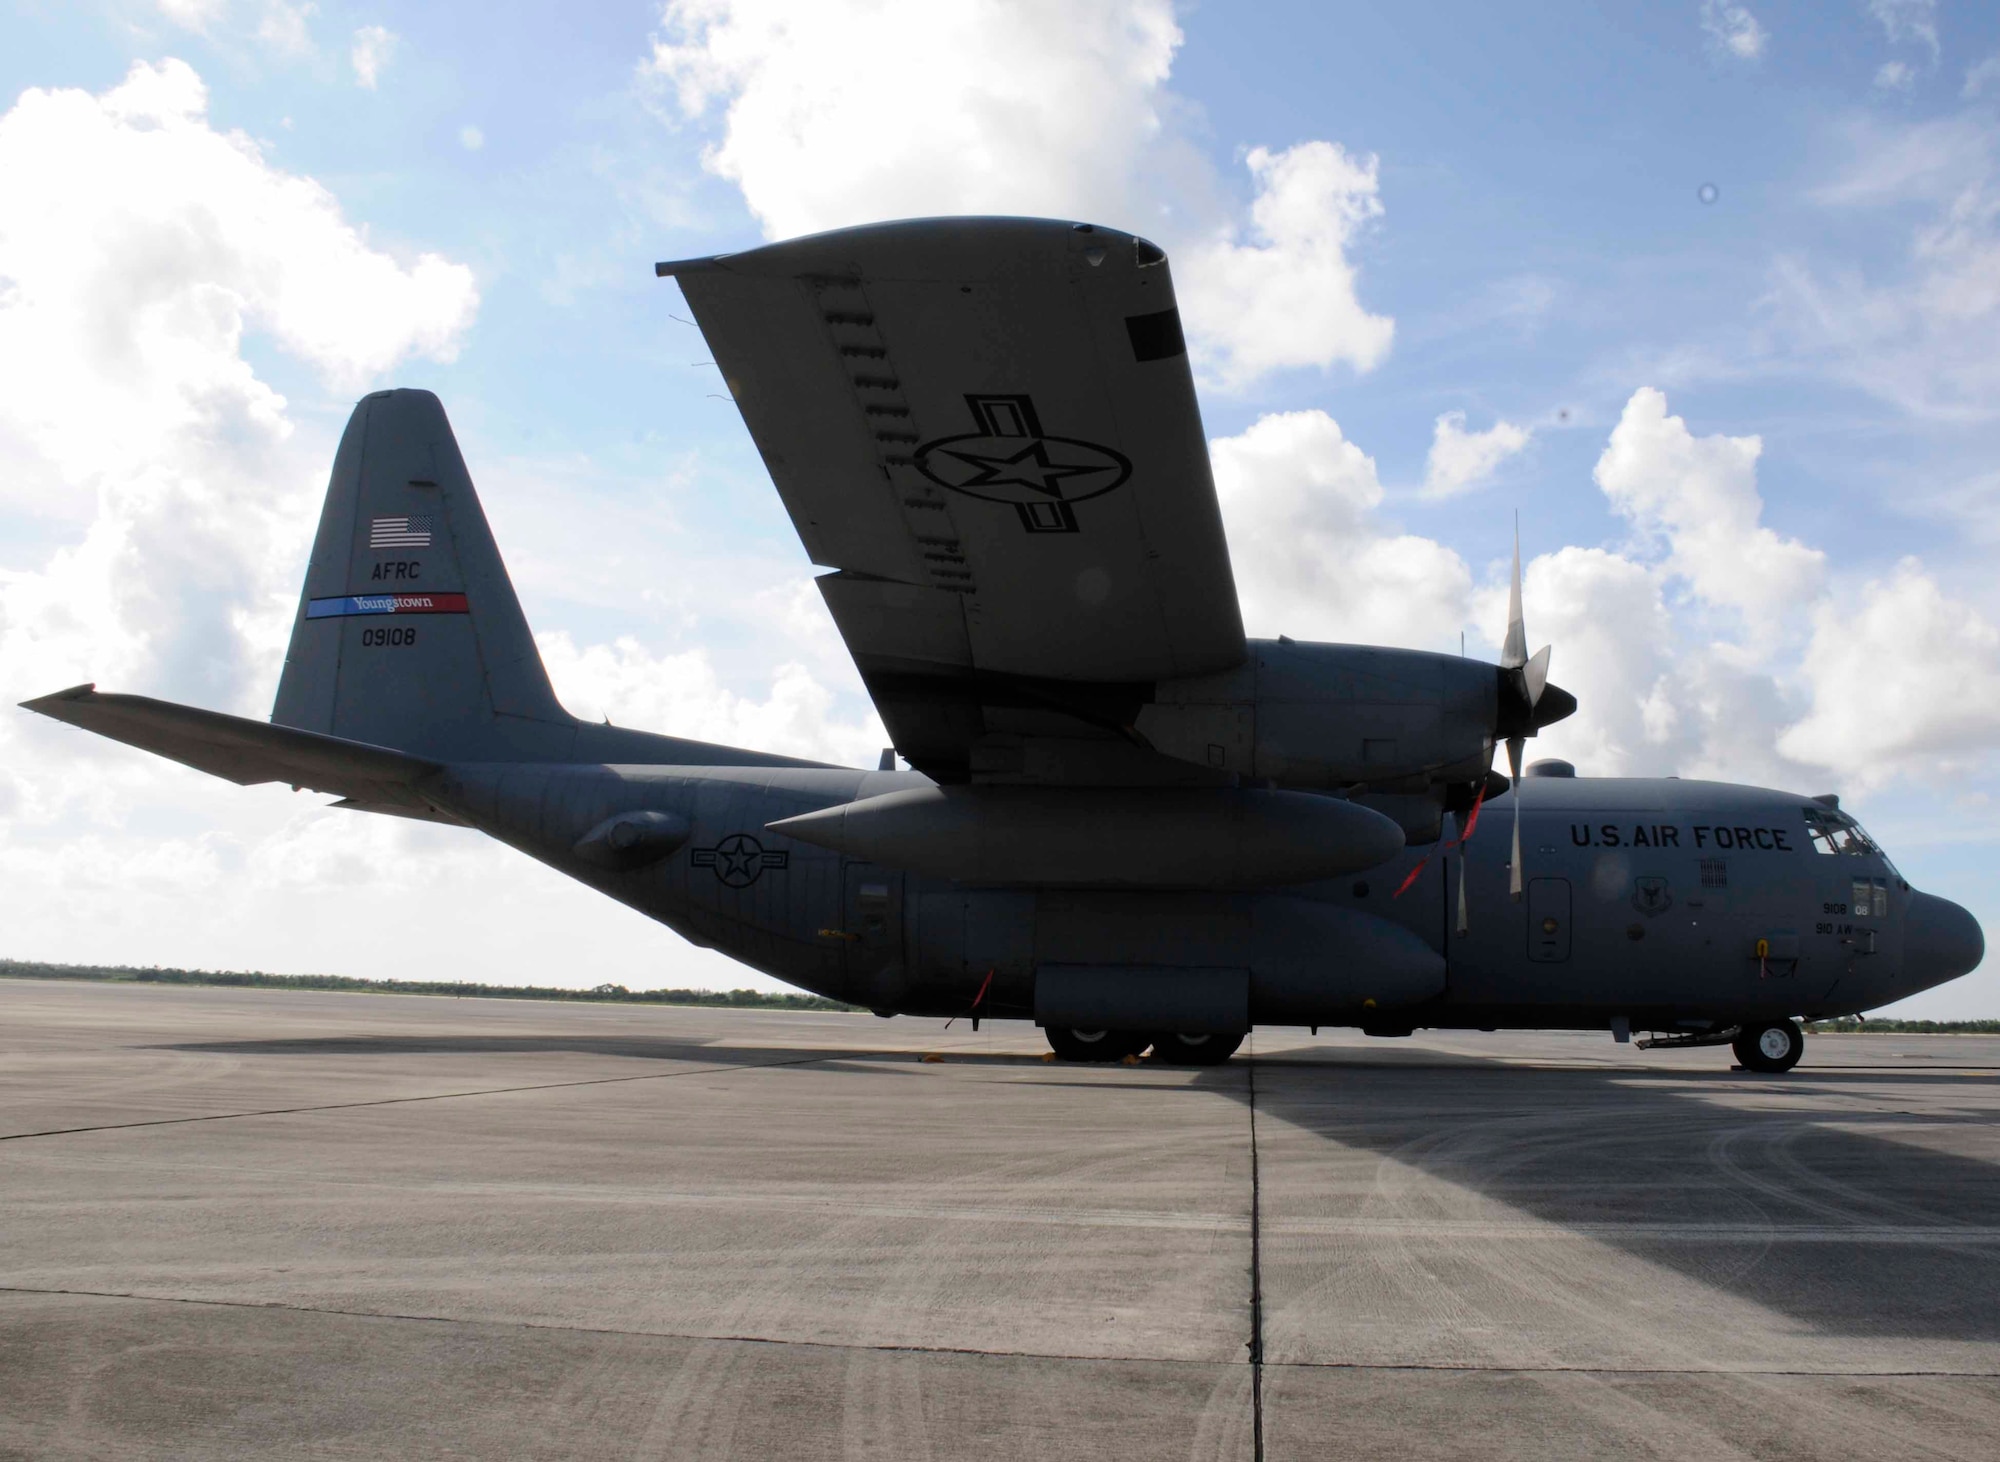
<box><xmin>1393</xmin><ymin>783</ymin><xmax>1491</xmax><ymax>900</ymax></box>
<box><xmin>944</xmin><ymin>968</ymin><xmax>997</xmax><ymax>1030</ymax></box>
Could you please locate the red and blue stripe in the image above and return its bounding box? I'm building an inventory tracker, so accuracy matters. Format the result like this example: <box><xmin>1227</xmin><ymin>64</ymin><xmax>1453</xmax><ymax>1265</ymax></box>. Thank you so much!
<box><xmin>306</xmin><ymin>593</ymin><xmax>470</xmax><ymax>619</ymax></box>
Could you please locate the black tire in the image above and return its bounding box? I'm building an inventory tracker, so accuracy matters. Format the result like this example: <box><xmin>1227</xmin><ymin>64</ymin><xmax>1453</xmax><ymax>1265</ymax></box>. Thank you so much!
<box><xmin>1044</xmin><ymin>1027</ymin><xmax>1146</xmax><ymax>1062</ymax></box>
<box><xmin>1732</xmin><ymin>1019</ymin><xmax>1804</xmax><ymax>1074</ymax></box>
<box><xmin>1150</xmin><ymin>1031</ymin><xmax>1245</xmax><ymax>1066</ymax></box>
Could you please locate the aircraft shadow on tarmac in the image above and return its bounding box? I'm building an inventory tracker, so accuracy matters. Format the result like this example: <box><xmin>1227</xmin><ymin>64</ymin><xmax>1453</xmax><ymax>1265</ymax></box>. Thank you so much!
<box><xmin>146</xmin><ymin>1034</ymin><xmax>844</xmax><ymax>1062</ymax></box>
<box><xmin>150</xmin><ymin>1032</ymin><xmax>2000</xmax><ymax>1345</ymax></box>
<box><xmin>1195</xmin><ymin>1051</ymin><xmax>2000</xmax><ymax>1349</ymax></box>
<box><xmin>147</xmin><ymin>1033</ymin><xmax>1150</xmax><ymax>1069</ymax></box>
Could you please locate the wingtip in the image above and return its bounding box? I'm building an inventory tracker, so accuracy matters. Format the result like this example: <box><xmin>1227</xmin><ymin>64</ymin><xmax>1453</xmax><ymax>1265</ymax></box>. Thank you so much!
<box><xmin>19</xmin><ymin>682</ymin><xmax>97</xmax><ymax>713</ymax></box>
<box><xmin>654</xmin><ymin>254</ymin><xmax>731</xmax><ymax>278</ymax></box>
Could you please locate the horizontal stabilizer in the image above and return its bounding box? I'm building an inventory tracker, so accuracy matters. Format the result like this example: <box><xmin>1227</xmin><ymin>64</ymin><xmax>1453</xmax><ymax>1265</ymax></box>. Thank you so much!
<box><xmin>21</xmin><ymin>684</ymin><xmax>456</xmax><ymax>820</ymax></box>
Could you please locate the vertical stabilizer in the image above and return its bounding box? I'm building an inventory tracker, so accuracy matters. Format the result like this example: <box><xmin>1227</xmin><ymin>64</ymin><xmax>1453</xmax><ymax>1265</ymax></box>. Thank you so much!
<box><xmin>273</xmin><ymin>389</ymin><xmax>572</xmax><ymax>761</ymax></box>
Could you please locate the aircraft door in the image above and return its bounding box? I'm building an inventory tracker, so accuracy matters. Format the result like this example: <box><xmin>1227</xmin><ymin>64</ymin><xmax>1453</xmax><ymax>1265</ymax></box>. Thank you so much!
<box><xmin>842</xmin><ymin>863</ymin><xmax>905</xmax><ymax>976</ymax></box>
<box><xmin>1527</xmin><ymin>878</ymin><xmax>1571</xmax><ymax>963</ymax></box>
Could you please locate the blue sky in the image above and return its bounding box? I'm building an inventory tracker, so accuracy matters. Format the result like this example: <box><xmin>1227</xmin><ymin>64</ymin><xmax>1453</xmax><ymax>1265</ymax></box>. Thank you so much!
<box><xmin>4</xmin><ymin>1</ymin><xmax>1999</xmax><ymax>1016</ymax></box>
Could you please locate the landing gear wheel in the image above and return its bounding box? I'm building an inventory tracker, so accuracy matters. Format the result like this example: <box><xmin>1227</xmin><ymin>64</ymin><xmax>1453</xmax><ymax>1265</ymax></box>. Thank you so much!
<box><xmin>1044</xmin><ymin>1027</ymin><xmax>1146</xmax><ymax>1062</ymax></box>
<box><xmin>1732</xmin><ymin>1019</ymin><xmax>1804</xmax><ymax>1074</ymax></box>
<box><xmin>1150</xmin><ymin>1032</ymin><xmax>1245</xmax><ymax>1066</ymax></box>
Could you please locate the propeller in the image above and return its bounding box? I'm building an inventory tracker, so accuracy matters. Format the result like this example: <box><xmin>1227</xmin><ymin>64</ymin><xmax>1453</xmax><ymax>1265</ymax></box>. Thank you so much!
<box><xmin>1414</xmin><ymin>522</ymin><xmax>1576</xmax><ymax>934</ymax></box>
<box><xmin>1498</xmin><ymin>521</ymin><xmax>1554</xmax><ymax>903</ymax></box>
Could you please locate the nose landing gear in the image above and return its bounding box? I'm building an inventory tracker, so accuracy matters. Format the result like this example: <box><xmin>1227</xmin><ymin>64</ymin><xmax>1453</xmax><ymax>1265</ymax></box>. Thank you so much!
<box><xmin>1733</xmin><ymin>1019</ymin><xmax>1805</xmax><ymax>1074</ymax></box>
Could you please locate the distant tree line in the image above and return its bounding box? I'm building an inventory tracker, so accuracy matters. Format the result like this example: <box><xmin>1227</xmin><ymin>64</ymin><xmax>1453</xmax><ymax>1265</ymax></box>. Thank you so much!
<box><xmin>5</xmin><ymin>960</ymin><xmax>1989</xmax><ymax>1030</ymax></box>
<box><xmin>0</xmin><ymin>958</ymin><xmax>859</xmax><ymax>1011</ymax></box>
<box><xmin>1804</xmin><ymin>1017</ymin><xmax>2000</xmax><ymax>1034</ymax></box>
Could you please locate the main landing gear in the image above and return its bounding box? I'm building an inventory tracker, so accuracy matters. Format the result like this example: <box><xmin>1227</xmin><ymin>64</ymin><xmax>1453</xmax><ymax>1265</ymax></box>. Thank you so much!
<box><xmin>1732</xmin><ymin>1019</ymin><xmax>1805</xmax><ymax>1074</ymax></box>
<box><xmin>1150</xmin><ymin>1031</ymin><xmax>1244</xmax><ymax>1066</ymax></box>
<box><xmin>1043</xmin><ymin>1027</ymin><xmax>1148</xmax><ymax>1062</ymax></box>
<box><xmin>1041</xmin><ymin>1028</ymin><xmax>1245</xmax><ymax>1065</ymax></box>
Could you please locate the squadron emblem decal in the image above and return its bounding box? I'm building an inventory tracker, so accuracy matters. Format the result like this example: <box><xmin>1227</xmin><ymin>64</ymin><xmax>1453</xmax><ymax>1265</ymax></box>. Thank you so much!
<box><xmin>913</xmin><ymin>394</ymin><xmax>1131</xmax><ymax>534</ymax></box>
<box><xmin>691</xmin><ymin>833</ymin><xmax>790</xmax><ymax>889</ymax></box>
<box><xmin>1632</xmin><ymin>876</ymin><xmax>1674</xmax><ymax>917</ymax></box>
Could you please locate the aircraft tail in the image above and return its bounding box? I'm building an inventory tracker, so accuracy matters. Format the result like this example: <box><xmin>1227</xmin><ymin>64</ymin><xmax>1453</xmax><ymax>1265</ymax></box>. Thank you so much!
<box><xmin>271</xmin><ymin>389</ymin><xmax>573</xmax><ymax>761</ymax></box>
<box><xmin>24</xmin><ymin>390</ymin><xmax>828</xmax><ymax>785</ymax></box>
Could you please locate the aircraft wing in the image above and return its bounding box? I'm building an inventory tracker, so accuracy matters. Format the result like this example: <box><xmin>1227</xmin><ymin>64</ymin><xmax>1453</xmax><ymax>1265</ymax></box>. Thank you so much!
<box><xmin>660</xmin><ymin>217</ymin><xmax>1246</xmax><ymax>782</ymax></box>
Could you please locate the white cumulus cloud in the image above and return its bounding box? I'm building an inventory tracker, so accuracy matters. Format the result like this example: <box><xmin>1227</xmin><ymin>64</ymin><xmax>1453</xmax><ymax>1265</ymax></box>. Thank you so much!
<box><xmin>352</xmin><ymin>24</ymin><xmax>396</xmax><ymax>88</ymax></box>
<box><xmin>1779</xmin><ymin>112</ymin><xmax>2000</xmax><ymax>419</ymax></box>
<box><xmin>0</xmin><ymin>62</ymin><xmax>595</xmax><ymax>985</ymax></box>
<box><xmin>1210</xmin><ymin>410</ymin><xmax>1469</xmax><ymax>650</ymax></box>
<box><xmin>1779</xmin><ymin>559</ymin><xmax>2000</xmax><ymax>774</ymax></box>
<box><xmin>537</xmin><ymin>632</ymin><xmax>886</xmax><ymax>769</ymax></box>
<box><xmin>1592</xmin><ymin>387</ymin><xmax>1823</xmax><ymax>629</ymax></box>
<box><xmin>1869</xmin><ymin>0</ymin><xmax>1939</xmax><ymax>62</ymax></box>
<box><xmin>1512</xmin><ymin>547</ymin><xmax>1681</xmax><ymax>778</ymax></box>
<box><xmin>1524</xmin><ymin>387</ymin><xmax>1998</xmax><ymax>794</ymax></box>
<box><xmin>648</xmin><ymin>0</ymin><xmax>1182</xmax><ymax>238</ymax></box>
<box><xmin>1177</xmin><ymin>142</ymin><xmax>1395</xmax><ymax>391</ymax></box>
<box><xmin>257</xmin><ymin>0</ymin><xmax>316</xmax><ymax>57</ymax></box>
<box><xmin>1877</xmin><ymin>60</ymin><xmax>1917</xmax><ymax>91</ymax></box>
<box><xmin>155</xmin><ymin>0</ymin><xmax>226</xmax><ymax>29</ymax></box>
<box><xmin>153</xmin><ymin>1</ymin><xmax>322</xmax><ymax>57</ymax></box>
<box><xmin>0</xmin><ymin>59</ymin><xmax>479</xmax><ymax>707</ymax></box>
<box><xmin>1208</xmin><ymin>386</ymin><xmax>1996</xmax><ymax>797</ymax></box>
<box><xmin>1700</xmin><ymin>1</ymin><xmax>1768</xmax><ymax>61</ymax></box>
<box><xmin>645</xmin><ymin>0</ymin><xmax>1394</xmax><ymax>393</ymax></box>
<box><xmin>0</xmin><ymin>60</ymin><xmax>476</xmax><ymax>483</ymax></box>
<box><xmin>1422</xmin><ymin>410</ymin><xmax>1531</xmax><ymax>499</ymax></box>
<box><xmin>0</xmin><ymin>59</ymin><xmax>894</xmax><ymax>992</ymax></box>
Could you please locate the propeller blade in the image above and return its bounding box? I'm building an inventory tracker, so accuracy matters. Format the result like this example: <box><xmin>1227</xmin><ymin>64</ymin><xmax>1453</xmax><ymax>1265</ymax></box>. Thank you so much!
<box><xmin>1456</xmin><ymin>845</ymin><xmax>1470</xmax><ymax>935</ymax></box>
<box><xmin>1506</xmin><ymin>735</ymin><xmax>1525</xmax><ymax>901</ymax></box>
<box><xmin>1523</xmin><ymin>644</ymin><xmax>1551</xmax><ymax>707</ymax></box>
<box><xmin>1452</xmin><ymin>783</ymin><xmax>1487</xmax><ymax>937</ymax></box>
<box><xmin>1501</xmin><ymin>518</ymin><xmax>1528</xmax><ymax>670</ymax></box>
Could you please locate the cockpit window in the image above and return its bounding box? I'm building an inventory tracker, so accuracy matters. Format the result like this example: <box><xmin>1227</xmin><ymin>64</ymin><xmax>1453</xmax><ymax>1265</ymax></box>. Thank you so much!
<box><xmin>1802</xmin><ymin>807</ymin><xmax>1878</xmax><ymax>856</ymax></box>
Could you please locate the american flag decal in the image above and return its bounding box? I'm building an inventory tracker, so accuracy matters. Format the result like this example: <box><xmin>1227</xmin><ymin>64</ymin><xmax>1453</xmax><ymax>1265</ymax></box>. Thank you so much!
<box><xmin>370</xmin><ymin>515</ymin><xmax>433</xmax><ymax>549</ymax></box>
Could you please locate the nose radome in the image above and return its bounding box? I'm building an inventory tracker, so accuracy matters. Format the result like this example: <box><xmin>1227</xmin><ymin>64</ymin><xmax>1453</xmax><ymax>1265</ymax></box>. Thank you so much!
<box><xmin>1906</xmin><ymin>891</ymin><xmax>1985</xmax><ymax>982</ymax></box>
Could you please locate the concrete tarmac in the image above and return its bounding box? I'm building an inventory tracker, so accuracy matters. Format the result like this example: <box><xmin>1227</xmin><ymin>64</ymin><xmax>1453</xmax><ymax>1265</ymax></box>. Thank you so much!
<box><xmin>3</xmin><ymin>978</ymin><xmax>2000</xmax><ymax>1460</ymax></box>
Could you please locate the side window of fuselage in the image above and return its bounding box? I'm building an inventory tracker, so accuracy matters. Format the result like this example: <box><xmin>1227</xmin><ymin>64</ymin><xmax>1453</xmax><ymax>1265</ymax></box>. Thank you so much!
<box><xmin>1802</xmin><ymin>807</ymin><xmax>1879</xmax><ymax>857</ymax></box>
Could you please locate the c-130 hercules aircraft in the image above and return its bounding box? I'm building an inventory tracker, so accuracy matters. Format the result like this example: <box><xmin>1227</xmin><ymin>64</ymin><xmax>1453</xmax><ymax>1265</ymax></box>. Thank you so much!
<box><xmin>25</xmin><ymin>218</ymin><xmax>1984</xmax><ymax>1073</ymax></box>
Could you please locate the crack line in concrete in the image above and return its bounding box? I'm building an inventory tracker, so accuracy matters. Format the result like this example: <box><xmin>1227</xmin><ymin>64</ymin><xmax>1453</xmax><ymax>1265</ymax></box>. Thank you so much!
<box><xmin>5</xmin><ymin>1284</ymin><xmax>1995</xmax><ymax>1381</ymax></box>
<box><xmin>0</xmin><ymin>1284</ymin><xmax>1227</xmax><ymax>1369</ymax></box>
<box><xmin>0</xmin><ymin>1053</ymin><xmax>836</xmax><ymax>1145</ymax></box>
<box><xmin>1247</xmin><ymin>1038</ymin><xmax>1266</xmax><ymax>1462</ymax></box>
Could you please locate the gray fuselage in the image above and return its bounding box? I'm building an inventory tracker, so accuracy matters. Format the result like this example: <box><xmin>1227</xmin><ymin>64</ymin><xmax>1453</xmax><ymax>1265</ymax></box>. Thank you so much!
<box><xmin>429</xmin><ymin>762</ymin><xmax>1979</xmax><ymax>1033</ymax></box>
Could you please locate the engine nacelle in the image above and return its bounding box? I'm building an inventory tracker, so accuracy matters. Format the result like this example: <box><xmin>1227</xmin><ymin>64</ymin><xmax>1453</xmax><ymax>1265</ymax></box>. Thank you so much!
<box><xmin>769</xmin><ymin>782</ymin><xmax>1404</xmax><ymax>888</ymax></box>
<box><xmin>1136</xmin><ymin>638</ymin><xmax>1501</xmax><ymax>793</ymax></box>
